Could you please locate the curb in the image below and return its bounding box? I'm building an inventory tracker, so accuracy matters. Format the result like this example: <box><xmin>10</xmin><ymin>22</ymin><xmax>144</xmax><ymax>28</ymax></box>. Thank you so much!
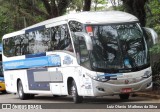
<box><xmin>133</xmin><ymin>92</ymin><xmax>160</xmax><ymax>99</ymax></box>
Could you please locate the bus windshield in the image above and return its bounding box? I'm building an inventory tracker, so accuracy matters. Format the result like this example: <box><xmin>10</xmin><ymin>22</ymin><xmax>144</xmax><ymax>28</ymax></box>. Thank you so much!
<box><xmin>86</xmin><ymin>23</ymin><xmax>150</xmax><ymax>73</ymax></box>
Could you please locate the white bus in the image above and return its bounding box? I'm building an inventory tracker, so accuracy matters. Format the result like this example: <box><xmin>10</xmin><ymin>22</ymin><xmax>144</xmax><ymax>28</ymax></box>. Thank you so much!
<box><xmin>2</xmin><ymin>11</ymin><xmax>157</xmax><ymax>103</ymax></box>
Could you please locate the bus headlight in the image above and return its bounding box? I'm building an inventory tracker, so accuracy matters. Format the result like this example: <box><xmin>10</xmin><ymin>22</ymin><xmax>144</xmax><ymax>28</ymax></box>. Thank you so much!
<box><xmin>92</xmin><ymin>76</ymin><xmax>109</xmax><ymax>82</ymax></box>
<box><xmin>142</xmin><ymin>71</ymin><xmax>152</xmax><ymax>78</ymax></box>
<box><xmin>86</xmin><ymin>73</ymin><xmax>109</xmax><ymax>82</ymax></box>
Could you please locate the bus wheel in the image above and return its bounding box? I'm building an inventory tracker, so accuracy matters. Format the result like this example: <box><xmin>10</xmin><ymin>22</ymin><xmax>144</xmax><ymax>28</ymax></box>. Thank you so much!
<box><xmin>53</xmin><ymin>95</ymin><xmax>60</xmax><ymax>97</ymax></box>
<box><xmin>28</xmin><ymin>94</ymin><xmax>35</xmax><ymax>99</ymax></box>
<box><xmin>71</xmin><ymin>80</ymin><xmax>83</xmax><ymax>103</ymax></box>
<box><xmin>17</xmin><ymin>80</ymin><xmax>28</xmax><ymax>100</ymax></box>
<box><xmin>119</xmin><ymin>94</ymin><xmax>130</xmax><ymax>100</ymax></box>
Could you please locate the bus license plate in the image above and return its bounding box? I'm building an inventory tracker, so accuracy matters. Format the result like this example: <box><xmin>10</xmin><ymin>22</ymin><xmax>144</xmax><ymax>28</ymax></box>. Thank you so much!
<box><xmin>121</xmin><ymin>88</ymin><xmax>132</xmax><ymax>93</ymax></box>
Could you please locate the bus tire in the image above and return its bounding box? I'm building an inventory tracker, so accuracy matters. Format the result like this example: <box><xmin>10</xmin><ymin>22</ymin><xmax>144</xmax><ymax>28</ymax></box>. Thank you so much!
<box><xmin>28</xmin><ymin>94</ymin><xmax>35</xmax><ymax>99</ymax></box>
<box><xmin>53</xmin><ymin>95</ymin><xmax>60</xmax><ymax>97</ymax></box>
<box><xmin>71</xmin><ymin>80</ymin><xmax>83</xmax><ymax>103</ymax></box>
<box><xmin>17</xmin><ymin>80</ymin><xmax>28</xmax><ymax>100</ymax></box>
<box><xmin>53</xmin><ymin>95</ymin><xmax>67</xmax><ymax>97</ymax></box>
<box><xmin>119</xmin><ymin>94</ymin><xmax>130</xmax><ymax>100</ymax></box>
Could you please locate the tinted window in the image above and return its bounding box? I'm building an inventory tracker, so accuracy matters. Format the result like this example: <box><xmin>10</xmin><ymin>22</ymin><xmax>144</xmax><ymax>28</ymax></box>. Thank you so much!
<box><xmin>3</xmin><ymin>35</ymin><xmax>26</xmax><ymax>57</ymax></box>
<box><xmin>87</xmin><ymin>24</ymin><xmax>149</xmax><ymax>73</ymax></box>
<box><xmin>73</xmin><ymin>35</ymin><xmax>90</xmax><ymax>68</ymax></box>
<box><xmin>27</xmin><ymin>28</ymin><xmax>51</xmax><ymax>54</ymax></box>
<box><xmin>3</xmin><ymin>24</ymin><xmax>73</xmax><ymax>57</ymax></box>
<box><xmin>69</xmin><ymin>21</ymin><xmax>83</xmax><ymax>32</ymax></box>
<box><xmin>3</xmin><ymin>37</ymin><xmax>13</xmax><ymax>57</ymax></box>
<box><xmin>51</xmin><ymin>24</ymin><xmax>73</xmax><ymax>52</ymax></box>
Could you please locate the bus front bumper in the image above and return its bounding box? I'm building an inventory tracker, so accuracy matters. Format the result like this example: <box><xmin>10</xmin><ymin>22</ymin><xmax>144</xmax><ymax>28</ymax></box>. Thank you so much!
<box><xmin>91</xmin><ymin>76</ymin><xmax>152</xmax><ymax>96</ymax></box>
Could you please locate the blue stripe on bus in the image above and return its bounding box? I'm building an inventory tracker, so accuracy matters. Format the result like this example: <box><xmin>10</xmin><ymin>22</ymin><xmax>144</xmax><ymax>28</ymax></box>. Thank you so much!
<box><xmin>3</xmin><ymin>55</ymin><xmax>61</xmax><ymax>70</ymax></box>
<box><xmin>25</xmin><ymin>25</ymin><xmax>45</xmax><ymax>33</ymax></box>
<box><xmin>25</xmin><ymin>52</ymin><xmax>46</xmax><ymax>58</ymax></box>
<box><xmin>99</xmin><ymin>73</ymin><xmax>123</xmax><ymax>77</ymax></box>
<box><xmin>98</xmin><ymin>73</ymin><xmax>123</xmax><ymax>80</ymax></box>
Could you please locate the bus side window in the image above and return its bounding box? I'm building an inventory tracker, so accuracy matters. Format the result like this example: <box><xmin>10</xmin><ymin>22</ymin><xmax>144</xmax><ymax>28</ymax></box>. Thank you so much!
<box><xmin>44</xmin><ymin>28</ymin><xmax>52</xmax><ymax>52</ymax></box>
<box><xmin>21</xmin><ymin>34</ymin><xmax>29</xmax><ymax>55</ymax></box>
<box><xmin>3</xmin><ymin>37</ymin><xmax>15</xmax><ymax>57</ymax></box>
<box><xmin>73</xmin><ymin>35</ymin><xmax>90</xmax><ymax>69</ymax></box>
<box><xmin>3</xmin><ymin>39</ymin><xmax>9</xmax><ymax>57</ymax></box>
<box><xmin>15</xmin><ymin>35</ymin><xmax>27</xmax><ymax>56</ymax></box>
<box><xmin>50</xmin><ymin>24</ymin><xmax>73</xmax><ymax>52</ymax></box>
<box><xmin>73</xmin><ymin>34</ymin><xmax>80</xmax><ymax>64</ymax></box>
<box><xmin>79</xmin><ymin>37</ymin><xmax>89</xmax><ymax>63</ymax></box>
<box><xmin>50</xmin><ymin>27</ymin><xmax>57</xmax><ymax>50</ymax></box>
<box><xmin>69</xmin><ymin>21</ymin><xmax>83</xmax><ymax>32</ymax></box>
<box><xmin>27</xmin><ymin>28</ymin><xmax>51</xmax><ymax>54</ymax></box>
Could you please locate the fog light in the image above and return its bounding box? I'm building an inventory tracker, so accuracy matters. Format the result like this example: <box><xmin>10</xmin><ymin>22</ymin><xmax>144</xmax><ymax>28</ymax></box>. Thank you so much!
<box><xmin>97</xmin><ymin>87</ymin><xmax>105</xmax><ymax>91</ymax></box>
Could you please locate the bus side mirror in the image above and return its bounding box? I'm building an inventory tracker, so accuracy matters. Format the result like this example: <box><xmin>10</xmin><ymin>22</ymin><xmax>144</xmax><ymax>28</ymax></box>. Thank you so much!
<box><xmin>74</xmin><ymin>32</ymin><xmax>93</xmax><ymax>51</ymax></box>
<box><xmin>143</xmin><ymin>27</ymin><xmax>158</xmax><ymax>47</ymax></box>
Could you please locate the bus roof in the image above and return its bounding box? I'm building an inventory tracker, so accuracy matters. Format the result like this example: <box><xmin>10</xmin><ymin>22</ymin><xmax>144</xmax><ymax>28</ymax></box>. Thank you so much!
<box><xmin>3</xmin><ymin>11</ymin><xmax>139</xmax><ymax>39</ymax></box>
<box><xmin>68</xmin><ymin>11</ymin><xmax>138</xmax><ymax>24</ymax></box>
<box><xmin>23</xmin><ymin>11</ymin><xmax>138</xmax><ymax>30</ymax></box>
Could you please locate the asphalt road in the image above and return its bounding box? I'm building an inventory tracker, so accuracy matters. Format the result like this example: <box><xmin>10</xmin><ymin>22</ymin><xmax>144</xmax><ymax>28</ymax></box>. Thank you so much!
<box><xmin>0</xmin><ymin>92</ymin><xmax>160</xmax><ymax>112</ymax></box>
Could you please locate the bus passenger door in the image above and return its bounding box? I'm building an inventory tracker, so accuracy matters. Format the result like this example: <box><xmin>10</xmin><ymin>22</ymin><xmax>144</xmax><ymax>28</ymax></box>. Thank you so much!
<box><xmin>73</xmin><ymin>33</ymin><xmax>92</xmax><ymax>96</ymax></box>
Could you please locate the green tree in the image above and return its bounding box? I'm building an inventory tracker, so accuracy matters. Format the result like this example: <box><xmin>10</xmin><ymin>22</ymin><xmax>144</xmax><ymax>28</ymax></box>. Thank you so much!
<box><xmin>146</xmin><ymin>0</ymin><xmax>160</xmax><ymax>35</ymax></box>
<box><xmin>69</xmin><ymin>0</ymin><xmax>83</xmax><ymax>11</ymax></box>
<box><xmin>42</xmin><ymin>0</ymin><xmax>72</xmax><ymax>18</ymax></box>
<box><xmin>147</xmin><ymin>0</ymin><xmax>160</xmax><ymax>53</ymax></box>
<box><xmin>0</xmin><ymin>0</ymin><xmax>92</xmax><ymax>40</ymax></box>
<box><xmin>93</xmin><ymin>0</ymin><xmax>107</xmax><ymax>11</ymax></box>
<box><xmin>0</xmin><ymin>0</ymin><xmax>73</xmax><ymax>30</ymax></box>
<box><xmin>0</xmin><ymin>0</ymin><xmax>14</xmax><ymax>39</ymax></box>
<box><xmin>121</xmin><ymin>0</ymin><xmax>148</xmax><ymax>27</ymax></box>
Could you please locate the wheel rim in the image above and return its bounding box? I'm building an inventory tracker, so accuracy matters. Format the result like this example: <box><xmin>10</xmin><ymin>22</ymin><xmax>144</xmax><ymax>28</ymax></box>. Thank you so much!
<box><xmin>71</xmin><ymin>85</ymin><xmax>76</xmax><ymax>97</ymax></box>
<box><xmin>18</xmin><ymin>83</ymin><xmax>23</xmax><ymax>97</ymax></box>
